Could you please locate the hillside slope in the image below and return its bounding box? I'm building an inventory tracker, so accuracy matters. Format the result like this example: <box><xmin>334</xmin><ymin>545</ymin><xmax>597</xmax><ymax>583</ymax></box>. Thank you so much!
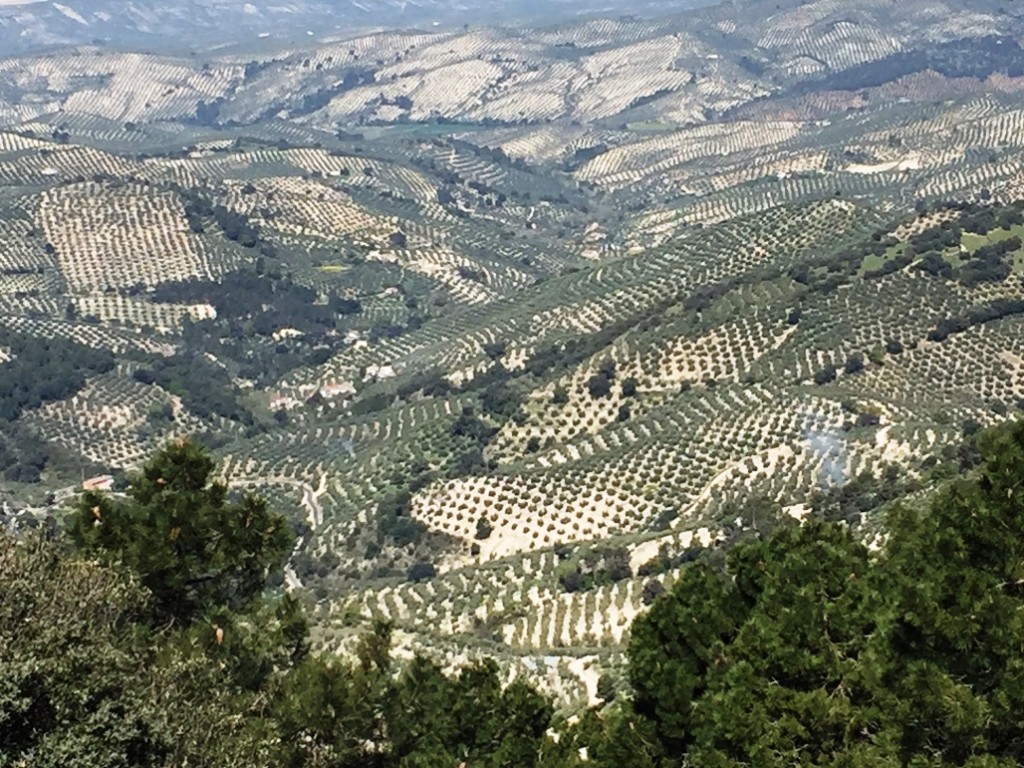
<box><xmin>4</xmin><ymin>0</ymin><xmax>1024</xmax><ymax>704</ymax></box>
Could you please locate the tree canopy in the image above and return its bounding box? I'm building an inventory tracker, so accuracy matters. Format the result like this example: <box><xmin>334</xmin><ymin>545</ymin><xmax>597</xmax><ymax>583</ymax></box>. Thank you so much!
<box><xmin>3</xmin><ymin>440</ymin><xmax>555</xmax><ymax>767</ymax></box>
<box><xmin>67</xmin><ymin>438</ymin><xmax>293</xmax><ymax>625</ymax></box>
<box><xmin>624</xmin><ymin>418</ymin><xmax>1024</xmax><ymax>767</ymax></box>
<box><xmin>10</xmin><ymin>422</ymin><xmax>1024</xmax><ymax>766</ymax></box>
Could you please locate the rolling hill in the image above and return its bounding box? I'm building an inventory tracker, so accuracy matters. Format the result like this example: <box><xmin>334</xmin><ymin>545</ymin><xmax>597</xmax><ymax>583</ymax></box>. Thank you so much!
<box><xmin>3</xmin><ymin>0</ymin><xmax>1024</xmax><ymax>705</ymax></box>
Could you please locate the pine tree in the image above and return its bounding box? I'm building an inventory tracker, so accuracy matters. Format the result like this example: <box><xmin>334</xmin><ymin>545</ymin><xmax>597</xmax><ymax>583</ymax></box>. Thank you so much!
<box><xmin>68</xmin><ymin>439</ymin><xmax>293</xmax><ymax>626</ymax></box>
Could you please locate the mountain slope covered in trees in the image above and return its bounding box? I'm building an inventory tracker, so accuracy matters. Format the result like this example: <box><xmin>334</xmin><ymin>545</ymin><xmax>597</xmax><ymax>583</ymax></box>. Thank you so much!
<box><xmin>7</xmin><ymin>0</ymin><xmax>1024</xmax><ymax>709</ymax></box>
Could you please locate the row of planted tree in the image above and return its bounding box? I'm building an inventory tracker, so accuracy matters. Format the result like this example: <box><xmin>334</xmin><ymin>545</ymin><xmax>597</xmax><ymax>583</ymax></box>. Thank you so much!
<box><xmin>5</xmin><ymin>420</ymin><xmax>1024</xmax><ymax>766</ymax></box>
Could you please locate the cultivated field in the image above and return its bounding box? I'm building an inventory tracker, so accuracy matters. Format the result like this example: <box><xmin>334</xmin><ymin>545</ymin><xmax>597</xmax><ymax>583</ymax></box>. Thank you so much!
<box><xmin>3</xmin><ymin>0</ymin><xmax>1024</xmax><ymax>705</ymax></box>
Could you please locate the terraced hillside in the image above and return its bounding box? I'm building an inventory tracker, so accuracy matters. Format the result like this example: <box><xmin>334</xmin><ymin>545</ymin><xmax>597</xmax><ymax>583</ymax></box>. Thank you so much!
<box><xmin>5</xmin><ymin>0</ymin><xmax>1024</xmax><ymax>706</ymax></box>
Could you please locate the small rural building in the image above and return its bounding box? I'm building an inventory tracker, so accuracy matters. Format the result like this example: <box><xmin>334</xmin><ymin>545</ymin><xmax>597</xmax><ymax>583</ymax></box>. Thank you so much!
<box><xmin>82</xmin><ymin>475</ymin><xmax>115</xmax><ymax>492</ymax></box>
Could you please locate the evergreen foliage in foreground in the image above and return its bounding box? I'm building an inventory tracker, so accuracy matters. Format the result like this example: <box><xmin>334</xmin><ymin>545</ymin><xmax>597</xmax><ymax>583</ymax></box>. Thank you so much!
<box><xmin>6</xmin><ymin>424</ymin><xmax>1024</xmax><ymax>765</ymax></box>
<box><xmin>624</xmin><ymin>419</ymin><xmax>1024</xmax><ymax>767</ymax></box>
<box><xmin>68</xmin><ymin>438</ymin><xmax>294</xmax><ymax>626</ymax></box>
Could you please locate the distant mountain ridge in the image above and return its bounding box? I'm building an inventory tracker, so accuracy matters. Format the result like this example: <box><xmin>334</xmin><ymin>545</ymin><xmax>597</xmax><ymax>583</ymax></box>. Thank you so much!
<box><xmin>0</xmin><ymin>0</ymin><xmax>709</xmax><ymax>53</ymax></box>
<box><xmin>1</xmin><ymin>0</ymin><xmax>1020</xmax><ymax>144</ymax></box>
